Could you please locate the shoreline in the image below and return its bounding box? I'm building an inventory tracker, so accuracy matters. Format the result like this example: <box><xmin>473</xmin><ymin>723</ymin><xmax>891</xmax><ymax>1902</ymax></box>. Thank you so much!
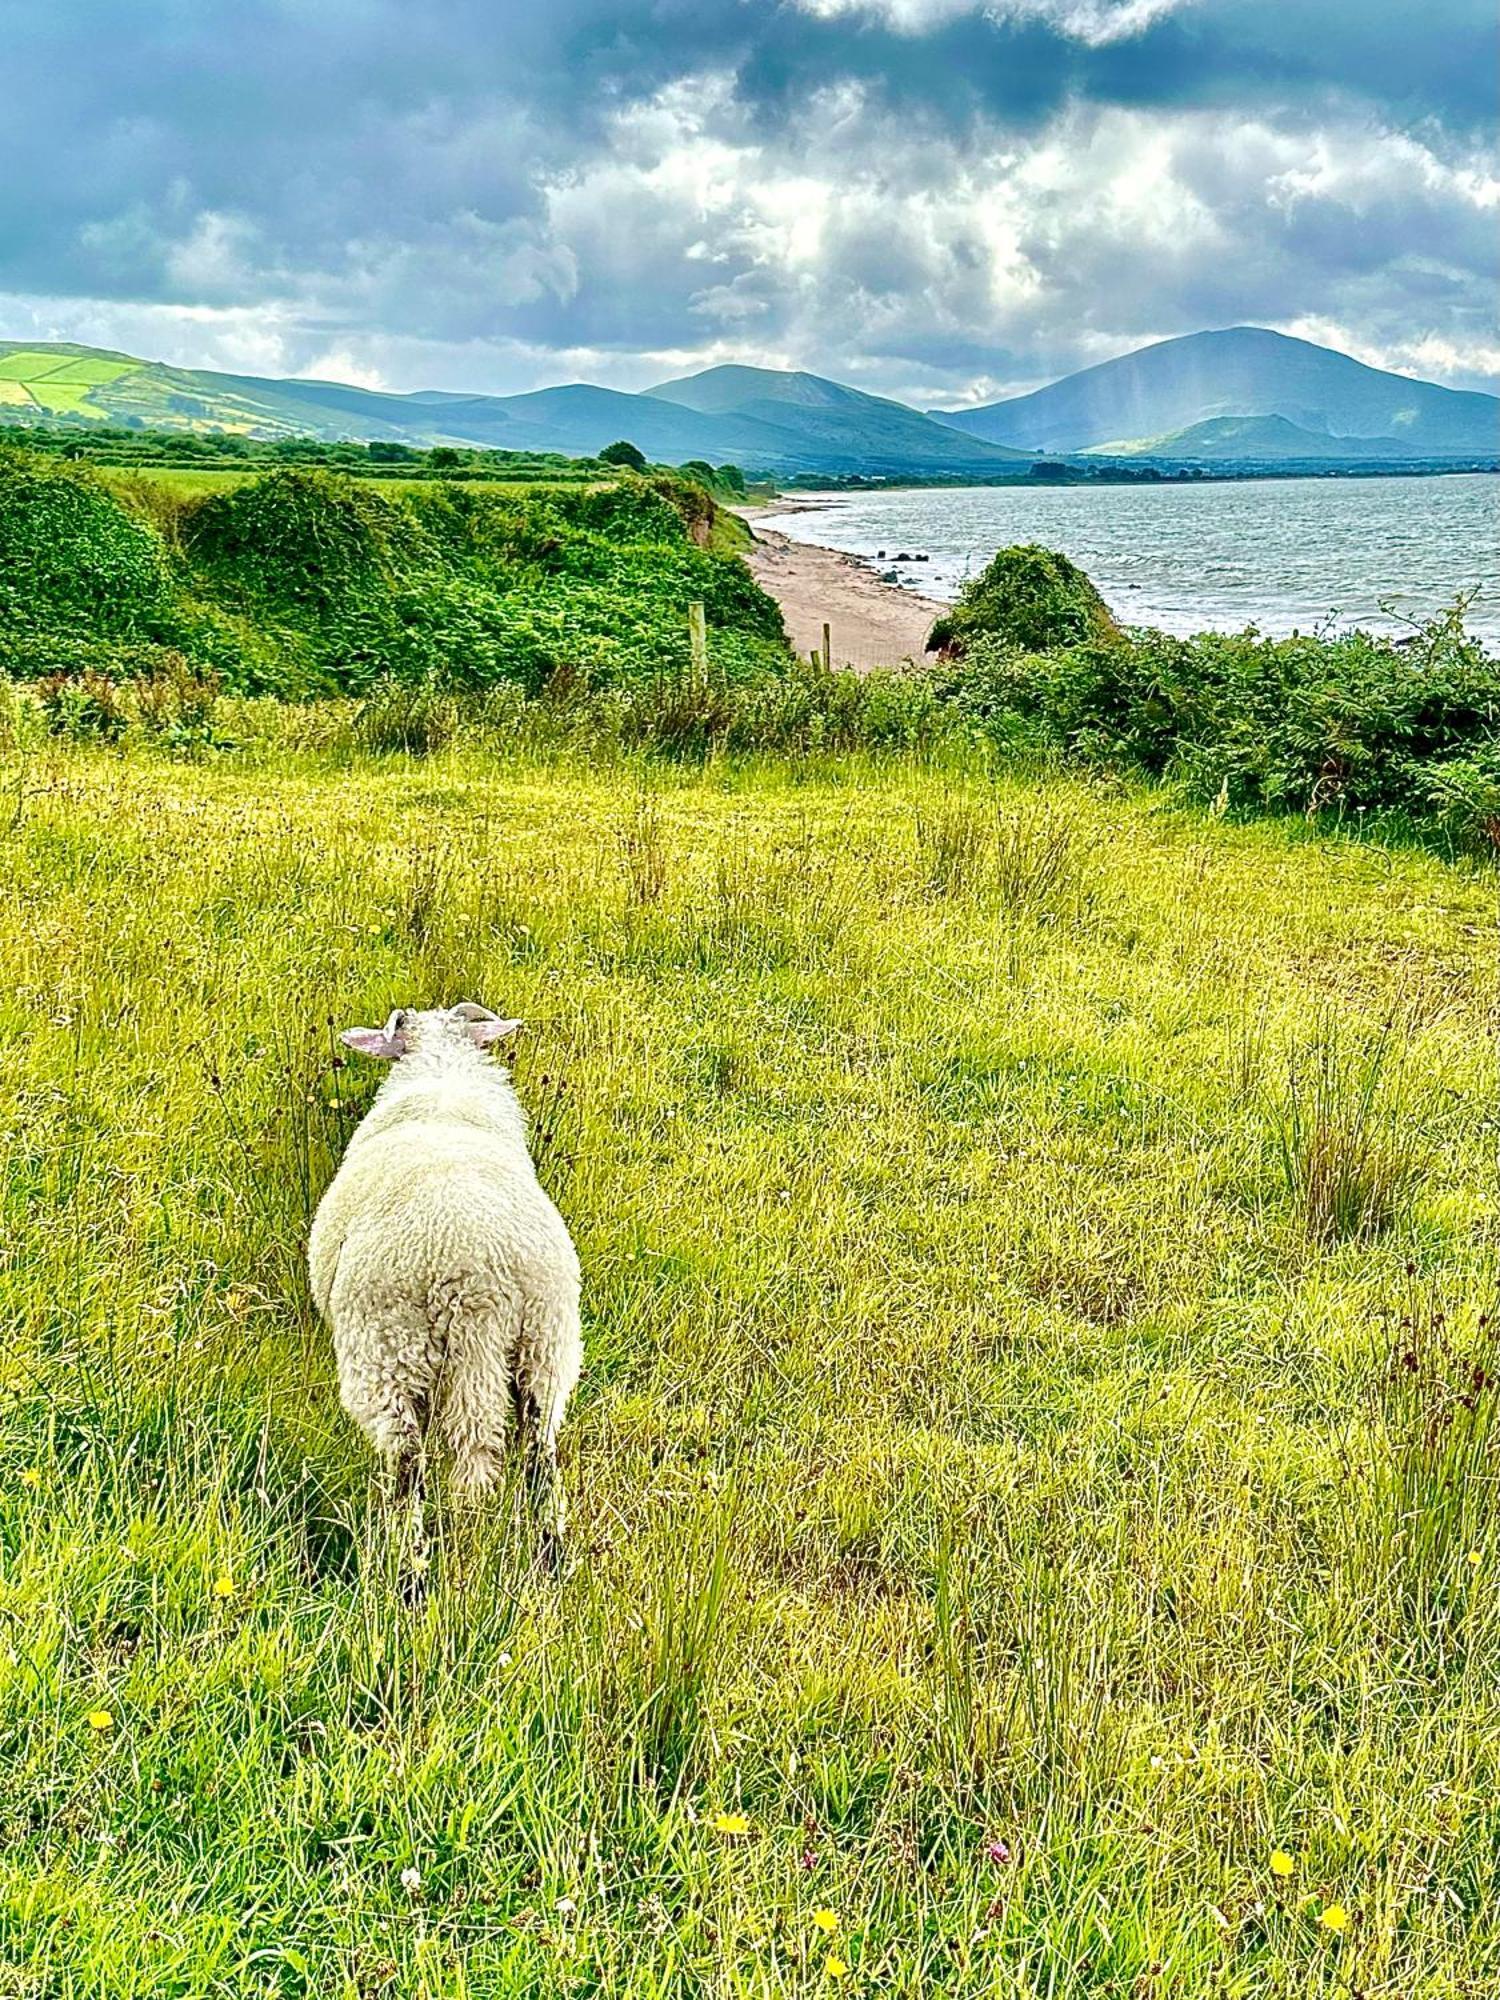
<box><xmin>736</xmin><ymin>479</ymin><xmax>1500</xmax><ymax>649</ymax></box>
<box><xmin>734</xmin><ymin>509</ymin><xmax>945</xmax><ymax>671</ymax></box>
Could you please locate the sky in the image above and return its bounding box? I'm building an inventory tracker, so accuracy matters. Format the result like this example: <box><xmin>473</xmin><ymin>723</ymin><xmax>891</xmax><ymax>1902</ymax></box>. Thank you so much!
<box><xmin>1</xmin><ymin>0</ymin><xmax>1496</xmax><ymax>406</ymax></box>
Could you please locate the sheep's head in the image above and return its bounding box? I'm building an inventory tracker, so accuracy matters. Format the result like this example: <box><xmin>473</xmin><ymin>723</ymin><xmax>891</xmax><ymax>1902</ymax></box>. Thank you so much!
<box><xmin>340</xmin><ymin>1003</ymin><xmax>522</xmax><ymax>1060</ymax></box>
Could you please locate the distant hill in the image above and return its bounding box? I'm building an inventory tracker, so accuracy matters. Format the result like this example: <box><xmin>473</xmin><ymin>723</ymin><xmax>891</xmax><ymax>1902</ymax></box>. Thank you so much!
<box><xmin>3</xmin><ymin>329</ymin><xmax>1494</xmax><ymax>475</ymax></box>
<box><xmin>646</xmin><ymin>364</ymin><xmax>1026</xmax><ymax>475</ymax></box>
<box><xmin>1087</xmin><ymin>413</ymin><xmax>1447</xmax><ymax>461</ymax></box>
<box><xmin>0</xmin><ymin>342</ymin><xmax>1022</xmax><ymax>478</ymax></box>
<box><xmin>935</xmin><ymin>327</ymin><xmax>1500</xmax><ymax>459</ymax></box>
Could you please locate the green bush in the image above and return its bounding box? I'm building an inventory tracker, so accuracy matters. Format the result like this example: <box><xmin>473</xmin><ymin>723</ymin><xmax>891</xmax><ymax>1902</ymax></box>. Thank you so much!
<box><xmin>927</xmin><ymin>543</ymin><xmax>1119</xmax><ymax>655</ymax></box>
<box><xmin>180</xmin><ymin>468</ymin><xmax>433</xmax><ymax>613</ymax></box>
<box><xmin>37</xmin><ymin>668</ymin><xmax>131</xmax><ymax>743</ymax></box>
<box><xmin>0</xmin><ymin>457</ymin><xmax>175</xmax><ymax>646</ymax></box>
<box><xmin>935</xmin><ymin>578</ymin><xmax>1500</xmax><ymax>847</ymax></box>
<box><xmin>1425</xmin><ymin>743</ymin><xmax>1500</xmax><ymax>853</ymax></box>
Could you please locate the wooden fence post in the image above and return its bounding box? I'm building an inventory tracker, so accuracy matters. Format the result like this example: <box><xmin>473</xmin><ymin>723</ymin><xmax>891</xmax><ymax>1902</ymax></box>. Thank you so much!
<box><xmin>822</xmin><ymin>621</ymin><xmax>833</xmax><ymax>671</ymax></box>
<box><xmin>688</xmin><ymin>600</ymin><xmax>708</xmax><ymax>685</ymax></box>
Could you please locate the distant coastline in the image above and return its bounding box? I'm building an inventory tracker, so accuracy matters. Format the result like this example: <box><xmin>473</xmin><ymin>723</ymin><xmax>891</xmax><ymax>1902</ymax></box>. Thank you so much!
<box><xmin>776</xmin><ymin>456</ymin><xmax>1500</xmax><ymax>494</ymax></box>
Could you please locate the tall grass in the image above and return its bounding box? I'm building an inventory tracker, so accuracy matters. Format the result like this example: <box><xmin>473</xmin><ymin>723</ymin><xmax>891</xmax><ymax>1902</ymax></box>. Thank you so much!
<box><xmin>1267</xmin><ymin>1014</ymin><xmax>1426</xmax><ymax>1241</ymax></box>
<box><xmin>1353</xmin><ymin>1294</ymin><xmax>1500</xmax><ymax>1646</ymax></box>
<box><xmin>0</xmin><ymin>733</ymin><xmax>1496</xmax><ymax>1994</ymax></box>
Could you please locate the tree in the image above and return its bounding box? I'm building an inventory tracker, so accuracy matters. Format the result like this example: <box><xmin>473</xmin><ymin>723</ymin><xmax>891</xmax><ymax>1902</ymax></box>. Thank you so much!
<box><xmin>600</xmin><ymin>439</ymin><xmax>647</xmax><ymax>471</ymax></box>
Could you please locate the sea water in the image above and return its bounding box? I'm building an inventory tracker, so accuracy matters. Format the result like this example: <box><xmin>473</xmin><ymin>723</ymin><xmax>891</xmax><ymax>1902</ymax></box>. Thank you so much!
<box><xmin>757</xmin><ymin>472</ymin><xmax>1500</xmax><ymax>643</ymax></box>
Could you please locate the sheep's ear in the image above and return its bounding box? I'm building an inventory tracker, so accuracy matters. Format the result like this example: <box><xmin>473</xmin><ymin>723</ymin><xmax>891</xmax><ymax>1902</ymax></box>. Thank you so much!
<box><xmin>448</xmin><ymin>1001</ymin><xmax>521</xmax><ymax>1047</ymax></box>
<box><xmin>466</xmin><ymin>1016</ymin><xmax>522</xmax><ymax>1048</ymax></box>
<box><xmin>340</xmin><ymin>1021</ymin><xmax>404</xmax><ymax>1059</ymax></box>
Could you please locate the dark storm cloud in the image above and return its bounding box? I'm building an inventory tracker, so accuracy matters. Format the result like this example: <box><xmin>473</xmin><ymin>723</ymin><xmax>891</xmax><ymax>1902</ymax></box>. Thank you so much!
<box><xmin>0</xmin><ymin>0</ymin><xmax>1494</xmax><ymax>393</ymax></box>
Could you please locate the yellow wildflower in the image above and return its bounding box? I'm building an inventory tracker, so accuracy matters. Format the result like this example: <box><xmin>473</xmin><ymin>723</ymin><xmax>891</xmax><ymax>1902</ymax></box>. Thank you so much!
<box><xmin>826</xmin><ymin>1956</ymin><xmax>849</xmax><ymax>1979</ymax></box>
<box><xmin>86</xmin><ymin>1709</ymin><xmax>113</xmax><ymax>1733</ymax></box>
<box><xmin>212</xmin><ymin>1574</ymin><xmax>235</xmax><ymax>1599</ymax></box>
<box><xmin>19</xmin><ymin>1468</ymin><xmax>40</xmax><ymax>1489</ymax></box>
<box><xmin>1270</xmin><ymin>1850</ymin><xmax>1295</xmax><ymax>1878</ymax></box>
<box><xmin>711</xmin><ymin>1812</ymin><xmax>751</xmax><ymax>1836</ymax></box>
<box><xmin>1319</xmin><ymin>1904</ymin><xmax>1350</xmax><ymax>1933</ymax></box>
<box><xmin>1467</xmin><ymin>1550</ymin><xmax>1482</xmax><ymax>1567</ymax></box>
<box><xmin>812</xmin><ymin>1908</ymin><xmax>838</xmax><ymax>1933</ymax></box>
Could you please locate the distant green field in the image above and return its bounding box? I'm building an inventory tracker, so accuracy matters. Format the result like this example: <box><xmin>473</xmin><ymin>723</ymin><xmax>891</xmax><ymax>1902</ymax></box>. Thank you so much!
<box><xmin>0</xmin><ymin>348</ymin><xmax>136</xmax><ymax>418</ymax></box>
<box><xmin>95</xmin><ymin>465</ymin><xmax>259</xmax><ymax>496</ymax></box>
<box><xmin>46</xmin><ymin>357</ymin><xmax>133</xmax><ymax>385</ymax></box>
<box><xmin>96</xmin><ymin>465</ymin><xmax>599</xmax><ymax>498</ymax></box>
<box><xmin>0</xmin><ymin>347</ymin><xmax>251</xmax><ymax>429</ymax></box>
<box><xmin>0</xmin><ymin>349</ymin><xmax>70</xmax><ymax>380</ymax></box>
<box><xmin>92</xmin><ymin>464</ymin><xmax>604</xmax><ymax>500</ymax></box>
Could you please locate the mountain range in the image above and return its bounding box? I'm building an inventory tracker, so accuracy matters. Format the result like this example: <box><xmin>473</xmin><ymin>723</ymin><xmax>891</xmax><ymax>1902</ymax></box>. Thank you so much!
<box><xmin>935</xmin><ymin>327</ymin><xmax>1498</xmax><ymax>460</ymax></box>
<box><xmin>0</xmin><ymin>326</ymin><xmax>1495</xmax><ymax>475</ymax></box>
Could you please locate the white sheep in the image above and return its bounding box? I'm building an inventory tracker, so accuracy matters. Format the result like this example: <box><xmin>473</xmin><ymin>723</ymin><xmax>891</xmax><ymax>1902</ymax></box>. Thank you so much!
<box><xmin>309</xmin><ymin>1002</ymin><xmax>581</xmax><ymax>1586</ymax></box>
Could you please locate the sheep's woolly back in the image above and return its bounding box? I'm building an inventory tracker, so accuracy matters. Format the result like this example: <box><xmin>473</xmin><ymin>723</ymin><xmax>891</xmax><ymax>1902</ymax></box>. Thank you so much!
<box><xmin>309</xmin><ymin>1006</ymin><xmax>583</xmax><ymax>1519</ymax></box>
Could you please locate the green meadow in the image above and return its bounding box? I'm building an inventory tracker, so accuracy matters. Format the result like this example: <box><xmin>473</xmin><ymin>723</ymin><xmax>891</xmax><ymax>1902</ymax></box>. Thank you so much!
<box><xmin>1</xmin><ymin>713</ymin><xmax>1497</xmax><ymax>1996</ymax></box>
<box><xmin>95</xmin><ymin>468</ymin><xmax>606</xmax><ymax>500</ymax></box>
<box><xmin>0</xmin><ymin>350</ymin><xmax>139</xmax><ymax>420</ymax></box>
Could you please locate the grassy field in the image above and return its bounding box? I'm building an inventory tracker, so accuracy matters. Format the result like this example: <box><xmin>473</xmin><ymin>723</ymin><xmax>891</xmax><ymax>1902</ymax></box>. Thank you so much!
<box><xmin>94</xmin><ymin>468</ymin><xmax>607</xmax><ymax>499</ymax></box>
<box><xmin>1</xmin><ymin>729</ymin><xmax>1497</xmax><ymax>1996</ymax></box>
<box><xmin>0</xmin><ymin>351</ymin><xmax>139</xmax><ymax>421</ymax></box>
<box><xmin>97</xmin><ymin>466</ymin><xmax>261</xmax><ymax>496</ymax></box>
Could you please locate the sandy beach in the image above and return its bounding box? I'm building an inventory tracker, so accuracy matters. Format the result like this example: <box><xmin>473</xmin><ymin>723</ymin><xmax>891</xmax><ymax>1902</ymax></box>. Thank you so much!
<box><xmin>735</xmin><ymin>515</ymin><xmax>946</xmax><ymax>671</ymax></box>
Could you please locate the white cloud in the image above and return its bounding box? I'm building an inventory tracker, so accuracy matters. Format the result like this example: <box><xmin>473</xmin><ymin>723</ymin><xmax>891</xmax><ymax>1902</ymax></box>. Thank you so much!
<box><xmin>793</xmin><ymin>0</ymin><xmax>1195</xmax><ymax>46</ymax></box>
<box><xmin>10</xmin><ymin>49</ymin><xmax>1496</xmax><ymax>402</ymax></box>
<box><xmin>162</xmin><ymin>211</ymin><xmax>265</xmax><ymax>298</ymax></box>
<box><xmin>1280</xmin><ymin>317</ymin><xmax>1500</xmax><ymax>390</ymax></box>
<box><xmin>532</xmin><ymin>89</ymin><xmax>1500</xmax><ymax>402</ymax></box>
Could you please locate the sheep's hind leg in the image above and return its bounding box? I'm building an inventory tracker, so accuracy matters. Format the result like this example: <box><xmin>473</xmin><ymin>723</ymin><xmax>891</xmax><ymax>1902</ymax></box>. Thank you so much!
<box><xmin>519</xmin><ymin>1389</ymin><xmax>566</xmax><ymax>1569</ymax></box>
<box><xmin>335</xmin><ymin>1307</ymin><xmax>434</xmax><ymax>1604</ymax></box>
<box><xmin>516</xmin><ymin>1360</ymin><xmax>578</xmax><ymax>1572</ymax></box>
<box><xmin>392</xmin><ymin>1429</ymin><xmax>429</xmax><ymax>1607</ymax></box>
<box><xmin>430</xmin><ymin>1336</ymin><xmax>517</xmax><ymax>1596</ymax></box>
<box><xmin>514</xmin><ymin>1291</ymin><xmax>582</xmax><ymax>1571</ymax></box>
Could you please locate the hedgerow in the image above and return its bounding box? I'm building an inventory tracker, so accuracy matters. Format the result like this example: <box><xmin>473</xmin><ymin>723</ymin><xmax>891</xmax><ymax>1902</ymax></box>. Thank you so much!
<box><xmin>934</xmin><ymin>591</ymin><xmax>1500</xmax><ymax>847</ymax></box>
<box><xmin>0</xmin><ymin>452</ymin><xmax>788</xmax><ymax>700</ymax></box>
